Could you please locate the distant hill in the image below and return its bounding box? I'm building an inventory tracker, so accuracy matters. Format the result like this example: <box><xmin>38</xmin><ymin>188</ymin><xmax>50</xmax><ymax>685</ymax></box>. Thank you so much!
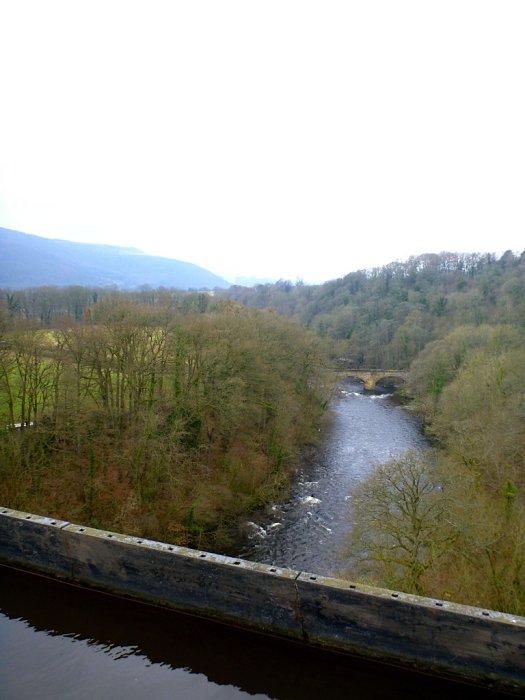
<box><xmin>0</xmin><ymin>227</ymin><xmax>230</xmax><ymax>290</ymax></box>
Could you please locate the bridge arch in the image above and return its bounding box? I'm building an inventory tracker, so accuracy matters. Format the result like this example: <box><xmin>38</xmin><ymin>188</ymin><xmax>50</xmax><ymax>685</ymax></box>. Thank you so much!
<box><xmin>344</xmin><ymin>369</ymin><xmax>408</xmax><ymax>391</ymax></box>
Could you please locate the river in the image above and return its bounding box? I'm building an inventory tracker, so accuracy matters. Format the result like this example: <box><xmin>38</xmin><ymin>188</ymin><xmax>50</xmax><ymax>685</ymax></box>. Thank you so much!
<box><xmin>0</xmin><ymin>380</ymin><xmax>508</xmax><ymax>698</ymax></box>
<box><xmin>233</xmin><ymin>377</ymin><xmax>428</xmax><ymax>575</ymax></box>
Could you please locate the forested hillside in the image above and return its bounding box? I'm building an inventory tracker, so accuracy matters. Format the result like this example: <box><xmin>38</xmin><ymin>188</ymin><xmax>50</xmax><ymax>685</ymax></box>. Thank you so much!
<box><xmin>224</xmin><ymin>250</ymin><xmax>525</xmax><ymax>614</ymax></box>
<box><xmin>221</xmin><ymin>250</ymin><xmax>525</xmax><ymax>368</ymax></box>
<box><xmin>0</xmin><ymin>294</ymin><xmax>328</xmax><ymax>547</ymax></box>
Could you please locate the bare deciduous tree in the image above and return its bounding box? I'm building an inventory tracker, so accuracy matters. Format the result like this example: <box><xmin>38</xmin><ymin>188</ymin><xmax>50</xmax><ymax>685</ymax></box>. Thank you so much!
<box><xmin>346</xmin><ymin>450</ymin><xmax>457</xmax><ymax>595</ymax></box>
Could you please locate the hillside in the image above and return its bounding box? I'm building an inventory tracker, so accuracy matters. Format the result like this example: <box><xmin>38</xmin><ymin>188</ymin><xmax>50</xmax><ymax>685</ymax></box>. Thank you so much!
<box><xmin>0</xmin><ymin>227</ymin><xmax>229</xmax><ymax>290</ymax></box>
<box><xmin>220</xmin><ymin>250</ymin><xmax>525</xmax><ymax>367</ymax></box>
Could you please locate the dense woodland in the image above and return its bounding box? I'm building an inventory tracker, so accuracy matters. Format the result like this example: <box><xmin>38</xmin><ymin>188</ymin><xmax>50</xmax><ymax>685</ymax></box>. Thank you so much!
<box><xmin>1</xmin><ymin>248</ymin><xmax>524</xmax><ymax>613</ymax></box>
<box><xmin>222</xmin><ymin>250</ymin><xmax>525</xmax><ymax>368</ymax></box>
<box><xmin>0</xmin><ymin>294</ymin><xmax>328</xmax><ymax>547</ymax></box>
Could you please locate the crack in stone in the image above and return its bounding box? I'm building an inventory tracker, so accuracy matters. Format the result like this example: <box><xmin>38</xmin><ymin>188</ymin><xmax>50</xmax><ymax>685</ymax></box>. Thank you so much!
<box><xmin>293</xmin><ymin>572</ymin><xmax>309</xmax><ymax>643</ymax></box>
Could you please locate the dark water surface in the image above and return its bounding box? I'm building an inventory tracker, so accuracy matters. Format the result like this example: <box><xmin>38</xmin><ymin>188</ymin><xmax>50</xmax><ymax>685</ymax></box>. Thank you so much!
<box><xmin>0</xmin><ymin>381</ymin><xmax>508</xmax><ymax>698</ymax></box>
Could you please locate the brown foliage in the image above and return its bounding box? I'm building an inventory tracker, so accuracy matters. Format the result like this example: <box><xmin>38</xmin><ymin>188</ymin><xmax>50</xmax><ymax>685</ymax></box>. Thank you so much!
<box><xmin>0</xmin><ymin>296</ymin><xmax>328</xmax><ymax>545</ymax></box>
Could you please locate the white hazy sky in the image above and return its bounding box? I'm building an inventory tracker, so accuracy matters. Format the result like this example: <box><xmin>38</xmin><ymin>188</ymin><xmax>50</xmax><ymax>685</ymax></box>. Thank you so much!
<box><xmin>1</xmin><ymin>1</ymin><xmax>524</xmax><ymax>284</ymax></box>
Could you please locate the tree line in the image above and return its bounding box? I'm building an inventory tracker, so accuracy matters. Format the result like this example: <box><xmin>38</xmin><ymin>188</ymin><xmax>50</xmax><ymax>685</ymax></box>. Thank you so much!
<box><xmin>221</xmin><ymin>250</ymin><xmax>525</xmax><ymax>368</ymax></box>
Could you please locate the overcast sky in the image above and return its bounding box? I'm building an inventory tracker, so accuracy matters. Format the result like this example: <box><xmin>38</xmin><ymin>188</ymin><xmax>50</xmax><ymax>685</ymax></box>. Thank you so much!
<box><xmin>1</xmin><ymin>1</ymin><xmax>524</xmax><ymax>284</ymax></box>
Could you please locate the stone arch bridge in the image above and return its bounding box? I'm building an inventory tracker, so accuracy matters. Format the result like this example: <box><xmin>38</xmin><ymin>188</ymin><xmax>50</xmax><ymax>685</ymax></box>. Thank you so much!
<box><xmin>342</xmin><ymin>368</ymin><xmax>408</xmax><ymax>391</ymax></box>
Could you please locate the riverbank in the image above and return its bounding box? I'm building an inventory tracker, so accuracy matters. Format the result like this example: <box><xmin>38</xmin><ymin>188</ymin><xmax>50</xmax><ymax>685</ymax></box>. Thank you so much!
<box><xmin>226</xmin><ymin>380</ymin><xmax>427</xmax><ymax>574</ymax></box>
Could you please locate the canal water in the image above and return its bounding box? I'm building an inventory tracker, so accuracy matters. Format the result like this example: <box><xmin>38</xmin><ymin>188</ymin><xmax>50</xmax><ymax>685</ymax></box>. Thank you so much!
<box><xmin>0</xmin><ymin>379</ymin><xmax>508</xmax><ymax>698</ymax></box>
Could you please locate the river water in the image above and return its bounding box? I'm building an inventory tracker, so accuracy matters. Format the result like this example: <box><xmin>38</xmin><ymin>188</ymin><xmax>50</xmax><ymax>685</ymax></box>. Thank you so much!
<box><xmin>234</xmin><ymin>378</ymin><xmax>428</xmax><ymax>576</ymax></box>
<box><xmin>0</xmin><ymin>380</ymin><xmax>508</xmax><ymax>698</ymax></box>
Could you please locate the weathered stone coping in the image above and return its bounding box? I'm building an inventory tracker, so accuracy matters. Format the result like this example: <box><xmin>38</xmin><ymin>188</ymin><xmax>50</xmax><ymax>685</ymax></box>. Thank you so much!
<box><xmin>1</xmin><ymin>507</ymin><xmax>524</xmax><ymax>696</ymax></box>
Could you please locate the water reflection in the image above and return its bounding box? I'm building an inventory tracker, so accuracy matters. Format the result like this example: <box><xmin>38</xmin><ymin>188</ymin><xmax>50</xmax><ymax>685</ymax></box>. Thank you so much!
<box><xmin>0</xmin><ymin>566</ymin><xmax>507</xmax><ymax>699</ymax></box>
